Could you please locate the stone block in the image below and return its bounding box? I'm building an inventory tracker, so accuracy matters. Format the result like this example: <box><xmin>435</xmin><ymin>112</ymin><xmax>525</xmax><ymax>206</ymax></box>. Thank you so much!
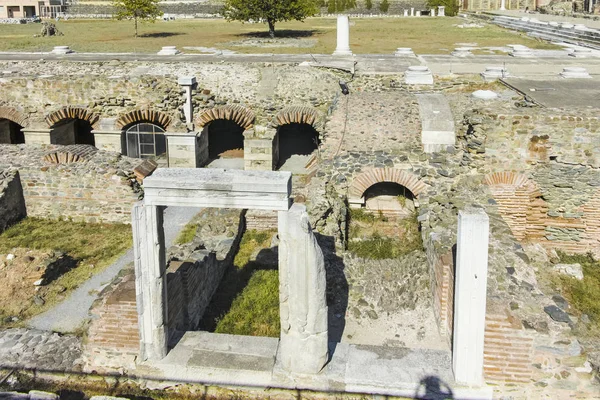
<box><xmin>157</xmin><ymin>46</ymin><xmax>181</xmax><ymax>55</ymax></box>
<box><xmin>50</xmin><ymin>46</ymin><xmax>73</xmax><ymax>55</ymax></box>
<box><xmin>481</xmin><ymin>66</ymin><xmax>509</xmax><ymax>81</ymax></box>
<box><xmin>177</xmin><ymin>76</ymin><xmax>196</xmax><ymax>86</ymax></box>
<box><xmin>451</xmin><ymin>47</ymin><xmax>472</xmax><ymax>57</ymax></box>
<box><xmin>394</xmin><ymin>47</ymin><xmax>415</xmax><ymax>57</ymax></box>
<box><xmin>29</xmin><ymin>391</ymin><xmax>59</xmax><ymax>400</ymax></box>
<box><xmin>560</xmin><ymin>67</ymin><xmax>592</xmax><ymax>78</ymax></box>
<box><xmin>93</xmin><ymin>131</ymin><xmax>122</xmax><ymax>153</ymax></box>
<box><xmin>404</xmin><ymin>66</ymin><xmax>433</xmax><ymax>85</ymax></box>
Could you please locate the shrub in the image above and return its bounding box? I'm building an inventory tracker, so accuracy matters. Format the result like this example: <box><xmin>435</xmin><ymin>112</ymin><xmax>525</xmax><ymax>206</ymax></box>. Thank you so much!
<box><xmin>365</xmin><ymin>0</ymin><xmax>373</xmax><ymax>9</ymax></box>
<box><xmin>427</xmin><ymin>0</ymin><xmax>458</xmax><ymax>16</ymax></box>
<box><xmin>379</xmin><ymin>0</ymin><xmax>389</xmax><ymax>13</ymax></box>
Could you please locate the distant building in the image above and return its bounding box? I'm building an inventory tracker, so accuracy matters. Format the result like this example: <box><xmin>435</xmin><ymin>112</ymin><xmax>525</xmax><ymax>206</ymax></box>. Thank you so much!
<box><xmin>0</xmin><ymin>0</ymin><xmax>65</xmax><ymax>18</ymax></box>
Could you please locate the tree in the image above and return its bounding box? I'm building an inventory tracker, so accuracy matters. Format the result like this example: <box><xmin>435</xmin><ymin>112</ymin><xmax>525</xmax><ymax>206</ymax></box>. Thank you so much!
<box><xmin>365</xmin><ymin>0</ymin><xmax>373</xmax><ymax>10</ymax></box>
<box><xmin>112</xmin><ymin>0</ymin><xmax>163</xmax><ymax>38</ymax></box>
<box><xmin>426</xmin><ymin>0</ymin><xmax>458</xmax><ymax>15</ymax></box>
<box><xmin>326</xmin><ymin>0</ymin><xmax>357</xmax><ymax>13</ymax></box>
<box><xmin>222</xmin><ymin>0</ymin><xmax>319</xmax><ymax>39</ymax></box>
<box><xmin>379</xmin><ymin>0</ymin><xmax>389</xmax><ymax>12</ymax></box>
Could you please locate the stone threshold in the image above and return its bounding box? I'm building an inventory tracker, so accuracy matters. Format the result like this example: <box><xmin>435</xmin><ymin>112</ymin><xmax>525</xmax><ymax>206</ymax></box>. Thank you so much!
<box><xmin>145</xmin><ymin>331</ymin><xmax>493</xmax><ymax>400</ymax></box>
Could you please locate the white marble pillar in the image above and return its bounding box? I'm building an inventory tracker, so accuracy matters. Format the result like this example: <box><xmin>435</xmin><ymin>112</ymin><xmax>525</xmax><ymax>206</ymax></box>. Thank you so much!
<box><xmin>416</xmin><ymin>10</ymin><xmax>421</xmax><ymax>16</ymax></box>
<box><xmin>178</xmin><ymin>76</ymin><xmax>196</xmax><ymax>126</ymax></box>
<box><xmin>278</xmin><ymin>203</ymin><xmax>329</xmax><ymax>374</ymax></box>
<box><xmin>404</xmin><ymin>9</ymin><xmax>409</xmax><ymax>16</ymax></box>
<box><xmin>431</xmin><ymin>8</ymin><xmax>436</xmax><ymax>16</ymax></box>
<box><xmin>500</xmin><ymin>0</ymin><xmax>506</xmax><ymax>10</ymax></box>
<box><xmin>438</xmin><ymin>5</ymin><xmax>445</xmax><ymax>15</ymax></box>
<box><xmin>411</xmin><ymin>7</ymin><xmax>415</xmax><ymax>16</ymax></box>
<box><xmin>452</xmin><ymin>208</ymin><xmax>489</xmax><ymax>387</ymax></box>
<box><xmin>133</xmin><ymin>203</ymin><xmax>168</xmax><ymax>361</ymax></box>
<box><xmin>333</xmin><ymin>15</ymin><xmax>352</xmax><ymax>56</ymax></box>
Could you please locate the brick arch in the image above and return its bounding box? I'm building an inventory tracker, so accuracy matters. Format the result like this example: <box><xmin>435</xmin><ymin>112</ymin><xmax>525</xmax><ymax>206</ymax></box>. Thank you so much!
<box><xmin>348</xmin><ymin>168</ymin><xmax>428</xmax><ymax>199</ymax></box>
<box><xmin>0</xmin><ymin>106</ymin><xmax>28</xmax><ymax>127</ymax></box>
<box><xmin>116</xmin><ymin>109</ymin><xmax>172</xmax><ymax>130</ymax></box>
<box><xmin>196</xmin><ymin>105</ymin><xmax>255</xmax><ymax>130</ymax></box>
<box><xmin>273</xmin><ymin>106</ymin><xmax>324</xmax><ymax>131</ymax></box>
<box><xmin>484</xmin><ymin>171</ymin><xmax>537</xmax><ymax>190</ymax></box>
<box><xmin>45</xmin><ymin>106</ymin><xmax>99</xmax><ymax>128</ymax></box>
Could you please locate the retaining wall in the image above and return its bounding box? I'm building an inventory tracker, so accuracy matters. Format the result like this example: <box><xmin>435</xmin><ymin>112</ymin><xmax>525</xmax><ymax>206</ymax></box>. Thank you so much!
<box><xmin>0</xmin><ymin>169</ymin><xmax>26</xmax><ymax>233</ymax></box>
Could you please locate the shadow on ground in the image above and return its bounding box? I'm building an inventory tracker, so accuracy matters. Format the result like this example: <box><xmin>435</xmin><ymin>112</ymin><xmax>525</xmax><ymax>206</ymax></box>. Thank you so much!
<box><xmin>237</xmin><ymin>29</ymin><xmax>320</xmax><ymax>38</ymax></box>
<box><xmin>139</xmin><ymin>32</ymin><xmax>183</xmax><ymax>38</ymax></box>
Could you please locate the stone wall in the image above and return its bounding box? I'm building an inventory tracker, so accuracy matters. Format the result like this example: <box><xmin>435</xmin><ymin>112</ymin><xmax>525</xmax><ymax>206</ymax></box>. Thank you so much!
<box><xmin>0</xmin><ymin>145</ymin><xmax>142</xmax><ymax>224</ymax></box>
<box><xmin>0</xmin><ymin>169</ymin><xmax>26</xmax><ymax>233</ymax></box>
<box><xmin>425</xmin><ymin>235</ymin><xmax>454</xmax><ymax>341</ymax></box>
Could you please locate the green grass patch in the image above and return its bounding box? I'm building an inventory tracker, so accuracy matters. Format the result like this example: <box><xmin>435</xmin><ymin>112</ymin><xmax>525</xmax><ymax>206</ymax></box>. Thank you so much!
<box><xmin>0</xmin><ymin>17</ymin><xmax>560</xmax><ymax>54</ymax></box>
<box><xmin>200</xmin><ymin>229</ymin><xmax>279</xmax><ymax>337</ymax></box>
<box><xmin>174</xmin><ymin>221</ymin><xmax>198</xmax><ymax>245</ymax></box>
<box><xmin>553</xmin><ymin>251</ymin><xmax>600</xmax><ymax>336</ymax></box>
<box><xmin>0</xmin><ymin>217</ymin><xmax>132</xmax><ymax>327</ymax></box>
<box><xmin>214</xmin><ymin>269</ymin><xmax>280</xmax><ymax>337</ymax></box>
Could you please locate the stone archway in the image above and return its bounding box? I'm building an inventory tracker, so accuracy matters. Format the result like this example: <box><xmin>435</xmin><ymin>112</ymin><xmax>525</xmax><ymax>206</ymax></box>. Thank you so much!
<box><xmin>45</xmin><ymin>106</ymin><xmax>99</xmax><ymax>146</ymax></box>
<box><xmin>273</xmin><ymin>106</ymin><xmax>323</xmax><ymax>172</ymax></box>
<box><xmin>196</xmin><ymin>105</ymin><xmax>255</xmax><ymax>168</ymax></box>
<box><xmin>0</xmin><ymin>106</ymin><xmax>28</xmax><ymax>144</ymax></box>
<box><xmin>116</xmin><ymin>109</ymin><xmax>172</xmax><ymax>131</ymax></box>
<box><xmin>348</xmin><ymin>168</ymin><xmax>428</xmax><ymax>207</ymax></box>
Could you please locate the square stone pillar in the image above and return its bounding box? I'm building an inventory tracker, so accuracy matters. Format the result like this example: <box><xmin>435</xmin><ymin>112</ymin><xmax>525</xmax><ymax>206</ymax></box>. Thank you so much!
<box><xmin>178</xmin><ymin>76</ymin><xmax>197</xmax><ymax>127</ymax></box>
<box><xmin>411</xmin><ymin>7</ymin><xmax>415</xmax><ymax>16</ymax></box>
<box><xmin>244</xmin><ymin>126</ymin><xmax>276</xmax><ymax>171</ymax></box>
<box><xmin>278</xmin><ymin>203</ymin><xmax>328</xmax><ymax>374</ymax></box>
<box><xmin>92</xmin><ymin>130</ymin><xmax>123</xmax><ymax>153</ymax></box>
<box><xmin>453</xmin><ymin>208</ymin><xmax>489</xmax><ymax>386</ymax></box>
<box><xmin>22</xmin><ymin>128</ymin><xmax>51</xmax><ymax>145</ymax></box>
<box><xmin>333</xmin><ymin>15</ymin><xmax>353</xmax><ymax>56</ymax></box>
<box><xmin>431</xmin><ymin>8</ymin><xmax>436</xmax><ymax>16</ymax></box>
<box><xmin>438</xmin><ymin>5</ymin><xmax>445</xmax><ymax>16</ymax></box>
<box><xmin>166</xmin><ymin>132</ymin><xmax>201</xmax><ymax>168</ymax></box>
<box><xmin>132</xmin><ymin>203</ymin><xmax>168</xmax><ymax>362</ymax></box>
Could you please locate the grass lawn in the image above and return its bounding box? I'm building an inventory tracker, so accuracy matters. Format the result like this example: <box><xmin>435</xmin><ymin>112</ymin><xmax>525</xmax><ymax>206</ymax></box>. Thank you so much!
<box><xmin>0</xmin><ymin>217</ymin><xmax>132</xmax><ymax>327</ymax></box>
<box><xmin>0</xmin><ymin>17</ymin><xmax>559</xmax><ymax>54</ymax></box>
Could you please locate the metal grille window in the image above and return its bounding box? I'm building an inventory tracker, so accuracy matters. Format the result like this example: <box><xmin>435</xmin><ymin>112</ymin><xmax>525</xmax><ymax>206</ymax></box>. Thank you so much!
<box><xmin>125</xmin><ymin>123</ymin><xmax>166</xmax><ymax>159</ymax></box>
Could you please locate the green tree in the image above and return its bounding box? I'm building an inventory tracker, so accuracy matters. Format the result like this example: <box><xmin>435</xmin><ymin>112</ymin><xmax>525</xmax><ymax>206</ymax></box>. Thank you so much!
<box><xmin>326</xmin><ymin>0</ymin><xmax>357</xmax><ymax>12</ymax></box>
<box><xmin>379</xmin><ymin>0</ymin><xmax>389</xmax><ymax>12</ymax></box>
<box><xmin>365</xmin><ymin>0</ymin><xmax>373</xmax><ymax>10</ymax></box>
<box><xmin>112</xmin><ymin>0</ymin><xmax>163</xmax><ymax>38</ymax></box>
<box><xmin>222</xmin><ymin>0</ymin><xmax>319</xmax><ymax>39</ymax></box>
<box><xmin>426</xmin><ymin>0</ymin><xmax>458</xmax><ymax>16</ymax></box>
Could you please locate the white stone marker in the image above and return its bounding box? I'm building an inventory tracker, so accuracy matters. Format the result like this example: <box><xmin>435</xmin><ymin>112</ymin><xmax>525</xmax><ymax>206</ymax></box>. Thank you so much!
<box><xmin>500</xmin><ymin>0</ymin><xmax>506</xmax><ymax>10</ymax></box>
<box><xmin>438</xmin><ymin>6</ymin><xmax>445</xmax><ymax>16</ymax></box>
<box><xmin>395</xmin><ymin>47</ymin><xmax>415</xmax><ymax>56</ymax></box>
<box><xmin>472</xmin><ymin>90</ymin><xmax>499</xmax><ymax>100</ymax></box>
<box><xmin>431</xmin><ymin>8</ymin><xmax>436</xmax><ymax>16</ymax></box>
<box><xmin>560</xmin><ymin>67</ymin><xmax>592</xmax><ymax>78</ymax></box>
<box><xmin>411</xmin><ymin>7</ymin><xmax>415</xmax><ymax>16</ymax></box>
<box><xmin>575</xmin><ymin>24</ymin><xmax>587</xmax><ymax>31</ymax></box>
<box><xmin>405</xmin><ymin>66</ymin><xmax>434</xmax><ymax>85</ymax></box>
<box><xmin>157</xmin><ymin>46</ymin><xmax>181</xmax><ymax>55</ymax></box>
<box><xmin>278</xmin><ymin>203</ymin><xmax>328</xmax><ymax>374</ymax></box>
<box><xmin>509</xmin><ymin>45</ymin><xmax>533</xmax><ymax>57</ymax></box>
<box><xmin>451</xmin><ymin>47</ymin><xmax>472</xmax><ymax>57</ymax></box>
<box><xmin>481</xmin><ymin>66</ymin><xmax>509</xmax><ymax>81</ymax></box>
<box><xmin>51</xmin><ymin>46</ymin><xmax>73</xmax><ymax>54</ymax></box>
<box><xmin>549</xmin><ymin>21</ymin><xmax>560</xmax><ymax>27</ymax></box>
<box><xmin>561</xmin><ymin>22</ymin><xmax>575</xmax><ymax>29</ymax></box>
<box><xmin>404</xmin><ymin>9</ymin><xmax>409</xmax><ymax>16</ymax></box>
<box><xmin>178</xmin><ymin>76</ymin><xmax>196</xmax><ymax>125</ymax></box>
<box><xmin>416</xmin><ymin>10</ymin><xmax>421</xmax><ymax>16</ymax></box>
<box><xmin>333</xmin><ymin>15</ymin><xmax>353</xmax><ymax>56</ymax></box>
<box><xmin>570</xmin><ymin>48</ymin><xmax>592</xmax><ymax>58</ymax></box>
<box><xmin>453</xmin><ymin>208</ymin><xmax>489</xmax><ymax>387</ymax></box>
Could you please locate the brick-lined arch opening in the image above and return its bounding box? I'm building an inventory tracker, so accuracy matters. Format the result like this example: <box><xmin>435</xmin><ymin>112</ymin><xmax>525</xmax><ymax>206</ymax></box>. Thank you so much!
<box><xmin>275</xmin><ymin>123</ymin><xmax>320</xmax><ymax>171</ymax></box>
<box><xmin>349</xmin><ymin>168</ymin><xmax>427</xmax><ymax>205</ymax></box>
<box><xmin>46</xmin><ymin>107</ymin><xmax>99</xmax><ymax>146</ymax></box>
<box><xmin>364</xmin><ymin>182</ymin><xmax>417</xmax><ymax>218</ymax></box>
<box><xmin>116</xmin><ymin>110</ymin><xmax>172</xmax><ymax>131</ymax></box>
<box><xmin>206</xmin><ymin>119</ymin><xmax>245</xmax><ymax>160</ymax></box>
<box><xmin>0</xmin><ymin>106</ymin><xmax>28</xmax><ymax>128</ymax></box>
<box><xmin>0</xmin><ymin>119</ymin><xmax>25</xmax><ymax>144</ymax></box>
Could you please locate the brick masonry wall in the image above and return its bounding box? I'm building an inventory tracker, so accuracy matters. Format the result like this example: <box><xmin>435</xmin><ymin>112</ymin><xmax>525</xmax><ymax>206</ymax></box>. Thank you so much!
<box><xmin>424</xmin><ymin>233</ymin><xmax>454</xmax><ymax>341</ymax></box>
<box><xmin>484</xmin><ymin>312</ymin><xmax>535</xmax><ymax>384</ymax></box>
<box><xmin>0</xmin><ymin>170</ymin><xmax>26</xmax><ymax>233</ymax></box>
<box><xmin>245</xmin><ymin>209</ymin><xmax>278</xmax><ymax>231</ymax></box>
<box><xmin>0</xmin><ymin>145</ymin><xmax>141</xmax><ymax>224</ymax></box>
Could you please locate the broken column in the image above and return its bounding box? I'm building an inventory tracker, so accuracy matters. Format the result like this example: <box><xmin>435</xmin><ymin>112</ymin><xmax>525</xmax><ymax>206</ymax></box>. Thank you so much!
<box><xmin>133</xmin><ymin>202</ymin><xmax>168</xmax><ymax>361</ymax></box>
<box><xmin>178</xmin><ymin>76</ymin><xmax>196</xmax><ymax>126</ymax></box>
<box><xmin>453</xmin><ymin>208</ymin><xmax>489</xmax><ymax>387</ymax></box>
<box><xmin>333</xmin><ymin>15</ymin><xmax>352</xmax><ymax>56</ymax></box>
<box><xmin>278</xmin><ymin>203</ymin><xmax>328</xmax><ymax>374</ymax></box>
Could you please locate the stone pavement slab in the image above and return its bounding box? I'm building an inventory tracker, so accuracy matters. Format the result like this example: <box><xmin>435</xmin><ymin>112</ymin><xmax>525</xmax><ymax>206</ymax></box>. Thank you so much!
<box><xmin>502</xmin><ymin>77</ymin><xmax>600</xmax><ymax>108</ymax></box>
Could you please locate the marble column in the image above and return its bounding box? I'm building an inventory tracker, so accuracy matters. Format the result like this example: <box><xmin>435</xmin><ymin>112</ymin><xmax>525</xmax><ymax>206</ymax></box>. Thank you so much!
<box><xmin>452</xmin><ymin>208</ymin><xmax>489</xmax><ymax>386</ymax></box>
<box><xmin>500</xmin><ymin>0</ymin><xmax>506</xmax><ymax>10</ymax></box>
<box><xmin>133</xmin><ymin>202</ymin><xmax>168</xmax><ymax>361</ymax></box>
<box><xmin>278</xmin><ymin>203</ymin><xmax>329</xmax><ymax>374</ymax></box>
<box><xmin>333</xmin><ymin>15</ymin><xmax>352</xmax><ymax>56</ymax></box>
<box><xmin>438</xmin><ymin>5</ymin><xmax>445</xmax><ymax>15</ymax></box>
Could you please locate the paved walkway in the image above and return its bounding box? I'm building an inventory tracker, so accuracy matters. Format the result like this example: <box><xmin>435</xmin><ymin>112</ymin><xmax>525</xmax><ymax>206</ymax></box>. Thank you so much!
<box><xmin>27</xmin><ymin>206</ymin><xmax>200</xmax><ymax>333</ymax></box>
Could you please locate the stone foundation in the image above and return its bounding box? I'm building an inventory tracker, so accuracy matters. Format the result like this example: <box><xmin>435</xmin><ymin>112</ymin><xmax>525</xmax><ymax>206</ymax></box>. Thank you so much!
<box><xmin>0</xmin><ymin>169</ymin><xmax>26</xmax><ymax>233</ymax></box>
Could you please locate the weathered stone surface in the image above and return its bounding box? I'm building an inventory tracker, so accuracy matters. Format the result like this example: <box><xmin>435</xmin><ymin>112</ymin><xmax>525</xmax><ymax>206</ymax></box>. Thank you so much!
<box><xmin>278</xmin><ymin>203</ymin><xmax>328</xmax><ymax>374</ymax></box>
<box><xmin>0</xmin><ymin>169</ymin><xmax>26</xmax><ymax>233</ymax></box>
<box><xmin>553</xmin><ymin>263</ymin><xmax>584</xmax><ymax>280</ymax></box>
<box><xmin>544</xmin><ymin>305</ymin><xmax>572</xmax><ymax>323</ymax></box>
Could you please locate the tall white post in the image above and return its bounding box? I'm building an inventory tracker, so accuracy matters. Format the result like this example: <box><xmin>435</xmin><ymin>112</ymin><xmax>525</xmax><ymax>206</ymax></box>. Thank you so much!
<box><xmin>133</xmin><ymin>203</ymin><xmax>168</xmax><ymax>361</ymax></box>
<box><xmin>452</xmin><ymin>208</ymin><xmax>489</xmax><ymax>387</ymax></box>
<box><xmin>438</xmin><ymin>5</ymin><xmax>445</xmax><ymax>15</ymax></box>
<box><xmin>431</xmin><ymin>8</ymin><xmax>436</xmax><ymax>16</ymax></box>
<box><xmin>178</xmin><ymin>76</ymin><xmax>196</xmax><ymax>126</ymax></box>
<box><xmin>500</xmin><ymin>0</ymin><xmax>506</xmax><ymax>10</ymax></box>
<box><xmin>333</xmin><ymin>15</ymin><xmax>352</xmax><ymax>56</ymax></box>
<box><xmin>411</xmin><ymin>7</ymin><xmax>415</xmax><ymax>16</ymax></box>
